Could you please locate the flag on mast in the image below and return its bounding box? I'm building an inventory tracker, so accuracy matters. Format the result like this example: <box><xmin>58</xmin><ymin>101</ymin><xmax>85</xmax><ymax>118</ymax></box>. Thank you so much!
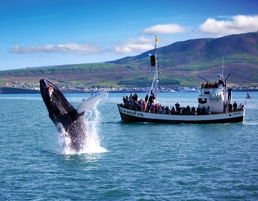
<box><xmin>155</xmin><ymin>37</ymin><xmax>159</xmax><ymax>44</ymax></box>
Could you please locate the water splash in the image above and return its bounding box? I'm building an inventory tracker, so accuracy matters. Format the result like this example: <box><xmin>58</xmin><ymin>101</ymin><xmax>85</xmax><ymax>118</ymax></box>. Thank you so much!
<box><xmin>50</xmin><ymin>107</ymin><xmax>107</xmax><ymax>155</ymax></box>
<box><xmin>82</xmin><ymin>107</ymin><xmax>107</xmax><ymax>154</ymax></box>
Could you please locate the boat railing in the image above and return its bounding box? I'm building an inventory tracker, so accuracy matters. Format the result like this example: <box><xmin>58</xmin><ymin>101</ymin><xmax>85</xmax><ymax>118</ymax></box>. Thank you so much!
<box><xmin>119</xmin><ymin>100</ymin><xmax>245</xmax><ymax>115</ymax></box>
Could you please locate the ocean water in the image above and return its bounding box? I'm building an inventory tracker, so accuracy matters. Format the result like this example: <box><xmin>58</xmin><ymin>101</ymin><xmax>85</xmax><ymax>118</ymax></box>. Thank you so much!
<box><xmin>0</xmin><ymin>92</ymin><xmax>257</xmax><ymax>200</ymax></box>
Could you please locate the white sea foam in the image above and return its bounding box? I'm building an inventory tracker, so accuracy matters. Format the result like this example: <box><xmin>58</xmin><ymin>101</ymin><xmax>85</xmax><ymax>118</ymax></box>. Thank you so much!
<box><xmin>84</xmin><ymin>108</ymin><xmax>107</xmax><ymax>153</ymax></box>
<box><xmin>54</xmin><ymin>107</ymin><xmax>107</xmax><ymax>155</ymax></box>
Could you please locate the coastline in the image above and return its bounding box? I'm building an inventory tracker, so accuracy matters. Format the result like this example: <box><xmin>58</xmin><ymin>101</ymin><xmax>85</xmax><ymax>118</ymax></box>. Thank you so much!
<box><xmin>0</xmin><ymin>87</ymin><xmax>257</xmax><ymax>94</ymax></box>
<box><xmin>0</xmin><ymin>87</ymin><xmax>40</xmax><ymax>94</ymax></box>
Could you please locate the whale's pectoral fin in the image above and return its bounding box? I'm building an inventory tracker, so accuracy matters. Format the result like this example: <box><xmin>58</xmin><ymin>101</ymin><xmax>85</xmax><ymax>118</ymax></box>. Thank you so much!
<box><xmin>76</xmin><ymin>99</ymin><xmax>99</xmax><ymax>114</ymax></box>
<box><xmin>76</xmin><ymin>101</ymin><xmax>88</xmax><ymax>114</ymax></box>
<box><xmin>76</xmin><ymin>91</ymin><xmax>108</xmax><ymax>114</ymax></box>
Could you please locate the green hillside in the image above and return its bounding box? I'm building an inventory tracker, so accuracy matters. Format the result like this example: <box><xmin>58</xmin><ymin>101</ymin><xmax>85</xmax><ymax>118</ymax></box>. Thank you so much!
<box><xmin>1</xmin><ymin>32</ymin><xmax>258</xmax><ymax>89</ymax></box>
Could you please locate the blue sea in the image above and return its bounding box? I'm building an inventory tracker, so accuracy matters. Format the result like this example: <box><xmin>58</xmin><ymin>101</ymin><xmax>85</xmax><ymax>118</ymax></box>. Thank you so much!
<box><xmin>0</xmin><ymin>92</ymin><xmax>257</xmax><ymax>200</ymax></box>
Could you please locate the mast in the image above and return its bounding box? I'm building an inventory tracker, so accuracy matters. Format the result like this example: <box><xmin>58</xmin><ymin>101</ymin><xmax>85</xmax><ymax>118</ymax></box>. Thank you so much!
<box><xmin>222</xmin><ymin>57</ymin><xmax>226</xmax><ymax>112</ymax></box>
<box><xmin>154</xmin><ymin>35</ymin><xmax>159</xmax><ymax>104</ymax></box>
<box><xmin>222</xmin><ymin>57</ymin><xmax>230</xmax><ymax>113</ymax></box>
<box><xmin>149</xmin><ymin>36</ymin><xmax>159</xmax><ymax>104</ymax></box>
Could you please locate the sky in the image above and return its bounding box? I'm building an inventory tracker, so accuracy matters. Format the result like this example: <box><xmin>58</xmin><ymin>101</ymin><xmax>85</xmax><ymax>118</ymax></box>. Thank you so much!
<box><xmin>1</xmin><ymin>0</ymin><xmax>258</xmax><ymax>71</ymax></box>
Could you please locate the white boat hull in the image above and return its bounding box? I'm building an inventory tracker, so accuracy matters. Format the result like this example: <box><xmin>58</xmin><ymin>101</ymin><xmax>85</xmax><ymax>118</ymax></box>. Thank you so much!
<box><xmin>117</xmin><ymin>104</ymin><xmax>245</xmax><ymax>124</ymax></box>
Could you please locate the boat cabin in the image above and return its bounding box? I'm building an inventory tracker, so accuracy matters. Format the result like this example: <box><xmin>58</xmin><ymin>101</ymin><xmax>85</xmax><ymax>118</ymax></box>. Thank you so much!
<box><xmin>198</xmin><ymin>82</ymin><xmax>227</xmax><ymax>113</ymax></box>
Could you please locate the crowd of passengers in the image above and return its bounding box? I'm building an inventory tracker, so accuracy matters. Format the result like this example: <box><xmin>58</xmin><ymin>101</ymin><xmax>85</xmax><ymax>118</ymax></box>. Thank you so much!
<box><xmin>228</xmin><ymin>101</ymin><xmax>245</xmax><ymax>112</ymax></box>
<box><xmin>122</xmin><ymin>91</ymin><xmax>244</xmax><ymax>115</ymax></box>
<box><xmin>201</xmin><ymin>78</ymin><xmax>225</xmax><ymax>88</ymax></box>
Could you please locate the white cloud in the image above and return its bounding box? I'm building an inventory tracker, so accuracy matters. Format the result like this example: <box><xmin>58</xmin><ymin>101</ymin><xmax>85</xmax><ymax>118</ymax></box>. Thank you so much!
<box><xmin>199</xmin><ymin>15</ymin><xmax>258</xmax><ymax>36</ymax></box>
<box><xmin>8</xmin><ymin>42</ymin><xmax>106</xmax><ymax>55</ymax></box>
<box><xmin>115</xmin><ymin>37</ymin><xmax>154</xmax><ymax>54</ymax></box>
<box><xmin>143</xmin><ymin>24</ymin><xmax>186</xmax><ymax>34</ymax></box>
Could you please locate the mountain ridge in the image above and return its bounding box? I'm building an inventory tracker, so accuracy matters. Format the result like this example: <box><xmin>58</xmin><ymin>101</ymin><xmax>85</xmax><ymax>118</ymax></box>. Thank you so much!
<box><xmin>0</xmin><ymin>32</ymin><xmax>258</xmax><ymax>89</ymax></box>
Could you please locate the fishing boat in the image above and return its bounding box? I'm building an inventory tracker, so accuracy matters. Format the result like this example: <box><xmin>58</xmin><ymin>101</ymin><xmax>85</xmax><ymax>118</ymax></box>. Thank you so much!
<box><xmin>117</xmin><ymin>37</ymin><xmax>245</xmax><ymax>124</ymax></box>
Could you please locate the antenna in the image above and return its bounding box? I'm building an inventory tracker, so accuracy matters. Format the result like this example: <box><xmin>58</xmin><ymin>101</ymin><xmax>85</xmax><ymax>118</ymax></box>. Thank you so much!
<box><xmin>221</xmin><ymin>56</ymin><xmax>224</xmax><ymax>79</ymax></box>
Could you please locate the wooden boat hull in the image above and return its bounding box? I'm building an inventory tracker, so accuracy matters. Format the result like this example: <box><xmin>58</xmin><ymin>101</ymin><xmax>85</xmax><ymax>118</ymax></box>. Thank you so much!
<box><xmin>117</xmin><ymin>104</ymin><xmax>245</xmax><ymax>124</ymax></box>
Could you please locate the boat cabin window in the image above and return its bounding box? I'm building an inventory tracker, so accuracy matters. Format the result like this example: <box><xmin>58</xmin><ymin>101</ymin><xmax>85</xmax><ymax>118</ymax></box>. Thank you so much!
<box><xmin>198</xmin><ymin>98</ymin><xmax>207</xmax><ymax>104</ymax></box>
<box><xmin>204</xmin><ymin>91</ymin><xmax>210</xmax><ymax>94</ymax></box>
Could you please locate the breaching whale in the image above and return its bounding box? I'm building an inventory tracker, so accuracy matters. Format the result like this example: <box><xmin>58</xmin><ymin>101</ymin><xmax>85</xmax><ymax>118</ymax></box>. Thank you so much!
<box><xmin>40</xmin><ymin>79</ymin><xmax>107</xmax><ymax>152</ymax></box>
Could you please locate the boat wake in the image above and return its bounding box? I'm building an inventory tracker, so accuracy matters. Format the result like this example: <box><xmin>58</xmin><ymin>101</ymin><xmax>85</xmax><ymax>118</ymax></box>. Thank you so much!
<box><xmin>243</xmin><ymin>121</ymin><xmax>258</xmax><ymax>126</ymax></box>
